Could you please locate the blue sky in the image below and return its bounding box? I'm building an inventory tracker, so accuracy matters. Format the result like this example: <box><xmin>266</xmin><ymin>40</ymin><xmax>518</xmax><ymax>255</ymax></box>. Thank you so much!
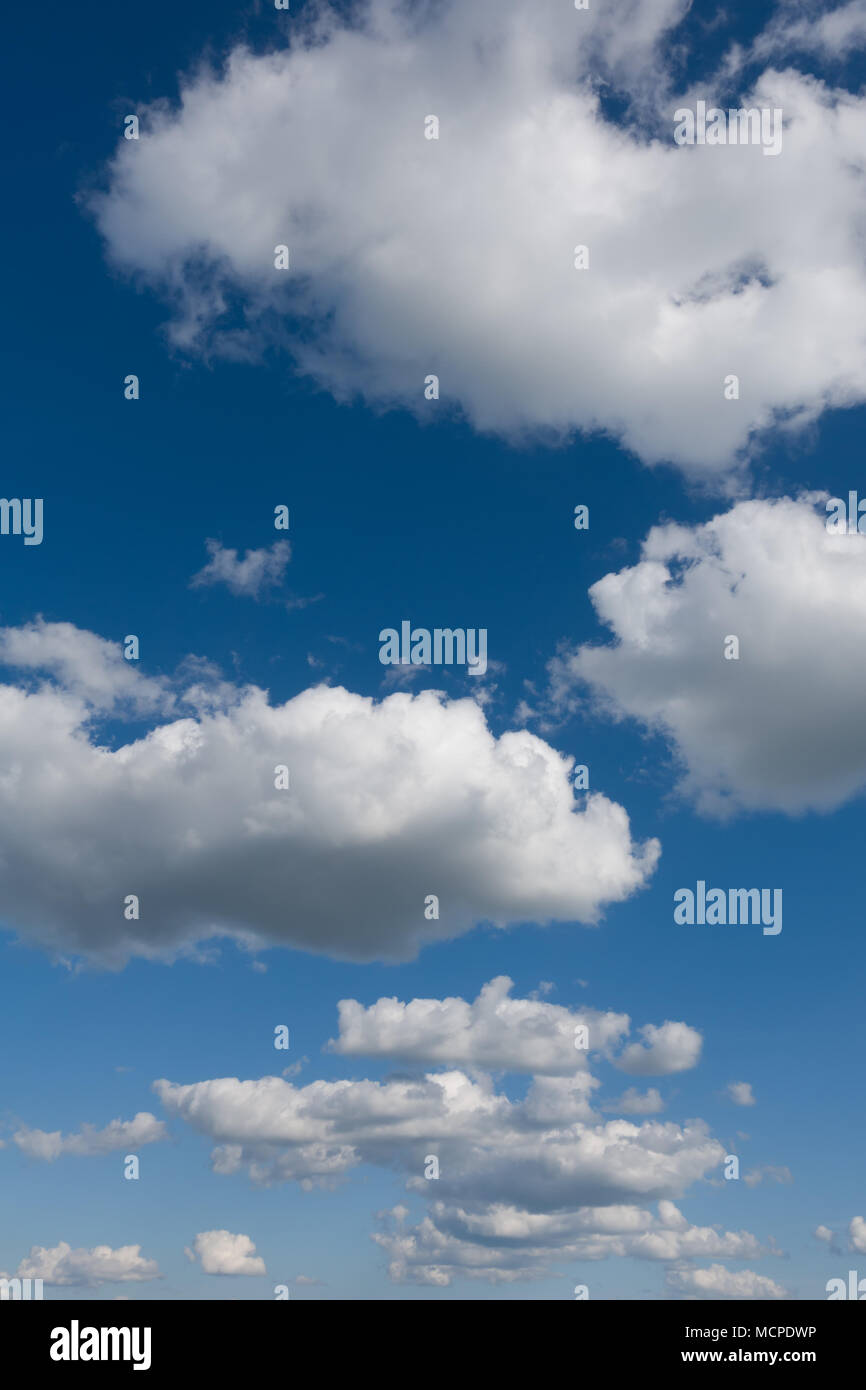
<box><xmin>2</xmin><ymin>0</ymin><xmax>866</xmax><ymax>1299</ymax></box>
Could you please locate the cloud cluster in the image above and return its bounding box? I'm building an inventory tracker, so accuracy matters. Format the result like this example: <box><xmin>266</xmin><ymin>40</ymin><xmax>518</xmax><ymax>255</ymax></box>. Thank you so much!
<box><xmin>373</xmin><ymin>1199</ymin><xmax>772</xmax><ymax>1287</ymax></box>
<box><xmin>551</xmin><ymin>496</ymin><xmax>866</xmax><ymax>816</ymax></box>
<box><xmin>147</xmin><ymin>978</ymin><xmax>780</xmax><ymax>1288</ymax></box>
<box><xmin>329</xmin><ymin>975</ymin><xmax>630</xmax><ymax>1075</ymax></box>
<box><xmin>154</xmin><ymin>1067</ymin><xmax>717</xmax><ymax>1205</ymax></box>
<box><xmin>0</xmin><ymin>623</ymin><xmax>658</xmax><ymax>965</ymax></box>
<box><xmin>10</xmin><ymin>1242</ymin><xmax>160</xmax><ymax>1287</ymax></box>
<box><xmin>156</xmin><ymin>1066</ymin><xmax>752</xmax><ymax>1282</ymax></box>
<box><xmin>329</xmin><ymin>977</ymin><xmax>700</xmax><ymax>1077</ymax></box>
<box><xmin>90</xmin><ymin>0</ymin><xmax>866</xmax><ymax>479</ymax></box>
<box><xmin>665</xmin><ymin>1264</ymin><xmax>789</xmax><ymax>1299</ymax></box>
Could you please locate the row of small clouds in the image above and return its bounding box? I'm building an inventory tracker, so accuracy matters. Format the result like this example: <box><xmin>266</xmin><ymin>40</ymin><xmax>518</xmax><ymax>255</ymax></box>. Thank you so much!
<box><xmin>9</xmin><ymin>972</ymin><xmax>863</xmax><ymax>1292</ymax></box>
<box><xmin>1</xmin><ymin>1230</ymin><xmax>310</xmax><ymax>1285</ymax></box>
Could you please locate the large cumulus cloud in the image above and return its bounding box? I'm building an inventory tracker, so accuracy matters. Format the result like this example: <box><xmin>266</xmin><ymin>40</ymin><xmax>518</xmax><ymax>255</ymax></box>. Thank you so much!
<box><xmin>0</xmin><ymin>621</ymin><xmax>657</xmax><ymax>965</ymax></box>
<box><xmin>90</xmin><ymin>0</ymin><xmax>866</xmax><ymax>479</ymax></box>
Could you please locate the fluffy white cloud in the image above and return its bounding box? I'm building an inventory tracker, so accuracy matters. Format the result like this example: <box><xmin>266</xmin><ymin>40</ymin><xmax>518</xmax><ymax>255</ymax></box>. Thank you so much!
<box><xmin>0</xmin><ymin>620</ymin><xmax>171</xmax><ymax>715</ymax></box>
<box><xmin>726</xmin><ymin>1082</ymin><xmax>757</xmax><ymax>1108</ymax></box>
<box><xmin>814</xmin><ymin>1224</ymin><xmax>834</xmax><ymax>1243</ymax></box>
<box><xmin>745</xmin><ymin>0</ymin><xmax>866</xmax><ymax>63</ymax></box>
<box><xmin>552</xmin><ymin>496</ymin><xmax>866</xmax><ymax>816</ymax></box>
<box><xmin>13</xmin><ymin>1112</ymin><xmax>167</xmax><ymax>1161</ymax></box>
<box><xmin>666</xmin><ymin>1264</ymin><xmax>789</xmax><ymax>1299</ymax></box>
<box><xmin>190</xmin><ymin>540</ymin><xmax>290</xmax><ymax>598</ymax></box>
<box><xmin>615</xmin><ymin>1022</ymin><xmax>703</xmax><ymax>1076</ymax></box>
<box><xmin>329</xmin><ymin>975</ymin><xmax>630</xmax><ymax>1074</ymax></box>
<box><xmin>154</xmin><ymin>1067</ymin><xmax>725</xmax><ymax>1206</ymax></box>
<box><xmin>13</xmin><ymin>1242</ymin><xmax>160</xmax><ymax>1287</ymax></box>
<box><xmin>601</xmin><ymin>1087</ymin><xmax>665</xmax><ymax>1115</ymax></box>
<box><xmin>849</xmin><ymin>1216</ymin><xmax>866</xmax><ymax>1252</ymax></box>
<box><xmin>330</xmin><ymin>977</ymin><xmax>700</xmax><ymax>1080</ymax></box>
<box><xmin>148</xmin><ymin>975</ymin><xmax>788</xmax><ymax>1288</ymax></box>
<box><xmin>89</xmin><ymin>0</ymin><xmax>866</xmax><ymax>480</ymax></box>
<box><xmin>0</xmin><ymin>624</ymin><xmax>657</xmax><ymax>965</ymax></box>
<box><xmin>184</xmin><ymin>1230</ymin><xmax>266</xmax><ymax>1276</ymax></box>
<box><xmin>372</xmin><ymin>1199</ymin><xmax>771</xmax><ymax>1286</ymax></box>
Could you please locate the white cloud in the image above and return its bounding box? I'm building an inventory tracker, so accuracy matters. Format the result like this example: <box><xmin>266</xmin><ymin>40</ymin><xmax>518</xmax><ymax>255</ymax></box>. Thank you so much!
<box><xmin>184</xmin><ymin>1230</ymin><xmax>266</xmax><ymax>1276</ymax></box>
<box><xmin>330</xmin><ymin>979</ymin><xmax>701</xmax><ymax>1085</ymax></box>
<box><xmin>190</xmin><ymin>539</ymin><xmax>291</xmax><ymax>598</ymax></box>
<box><xmin>849</xmin><ymin>1216</ymin><xmax>866</xmax><ymax>1252</ymax></box>
<box><xmin>744</xmin><ymin>0</ymin><xmax>866</xmax><ymax>64</ymax></box>
<box><xmin>89</xmin><ymin>1</ymin><xmax>866</xmax><ymax>481</ymax></box>
<box><xmin>814</xmin><ymin>1225</ymin><xmax>834</xmax><ymax>1243</ymax></box>
<box><xmin>552</xmin><ymin>496</ymin><xmax>866</xmax><ymax>816</ymax></box>
<box><xmin>329</xmin><ymin>975</ymin><xmax>630</xmax><ymax>1075</ymax></box>
<box><xmin>154</xmin><ymin>1067</ymin><xmax>724</xmax><ymax>1206</ymax></box>
<box><xmin>666</xmin><ymin>1264</ymin><xmax>789</xmax><ymax>1299</ymax></box>
<box><xmin>601</xmin><ymin>1087</ymin><xmax>665</xmax><ymax>1115</ymax></box>
<box><xmin>13</xmin><ymin>1242</ymin><xmax>160</xmax><ymax>1287</ymax></box>
<box><xmin>0</xmin><ymin>624</ymin><xmax>658</xmax><ymax>965</ymax></box>
<box><xmin>725</xmin><ymin>1081</ymin><xmax>756</xmax><ymax>1107</ymax></box>
<box><xmin>372</xmin><ymin>1200</ymin><xmax>772</xmax><ymax>1286</ymax></box>
<box><xmin>147</xmin><ymin>976</ymin><xmax>787</xmax><ymax>1288</ymax></box>
<box><xmin>0</xmin><ymin>619</ymin><xmax>171</xmax><ymax>715</ymax></box>
<box><xmin>13</xmin><ymin>1112</ymin><xmax>167</xmax><ymax>1161</ymax></box>
<box><xmin>615</xmin><ymin>1022</ymin><xmax>703</xmax><ymax>1076</ymax></box>
<box><xmin>743</xmin><ymin>1165</ymin><xmax>791</xmax><ymax>1187</ymax></box>
<box><xmin>159</xmin><ymin>1060</ymin><xmax>770</xmax><ymax>1285</ymax></box>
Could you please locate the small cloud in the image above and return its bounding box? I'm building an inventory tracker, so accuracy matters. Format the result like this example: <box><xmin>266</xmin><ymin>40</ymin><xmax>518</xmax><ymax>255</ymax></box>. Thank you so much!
<box><xmin>528</xmin><ymin>981</ymin><xmax>555</xmax><ymax>1000</ymax></box>
<box><xmin>849</xmin><ymin>1216</ymin><xmax>866</xmax><ymax>1254</ymax></box>
<box><xmin>282</xmin><ymin>1057</ymin><xmax>308</xmax><ymax>1078</ymax></box>
<box><xmin>284</xmin><ymin>592</ymin><xmax>323</xmax><ymax>612</ymax></box>
<box><xmin>744</xmin><ymin>1165</ymin><xmax>792</xmax><ymax>1188</ymax></box>
<box><xmin>601</xmin><ymin>1086</ymin><xmax>664</xmax><ymax>1116</ymax></box>
<box><xmin>380</xmin><ymin>663</ymin><xmax>431</xmax><ymax>688</ymax></box>
<box><xmin>616</xmin><ymin>1021</ymin><xmax>702</xmax><ymax>1076</ymax></box>
<box><xmin>725</xmin><ymin>1081</ymin><xmax>756</xmax><ymax>1107</ymax></box>
<box><xmin>13</xmin><ymin>1113</ymin><xmax>167</xmax><ymax>1162</ymax></box>
<box><xmin>185</xmin><ymin>1230</ymin><xmax>266</xmax><ymax>1276</ymax></box>
<box><xmin>190</xmin><ymin>539</ymin><xmax>290</xmax><ymax>599</ymax></box>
